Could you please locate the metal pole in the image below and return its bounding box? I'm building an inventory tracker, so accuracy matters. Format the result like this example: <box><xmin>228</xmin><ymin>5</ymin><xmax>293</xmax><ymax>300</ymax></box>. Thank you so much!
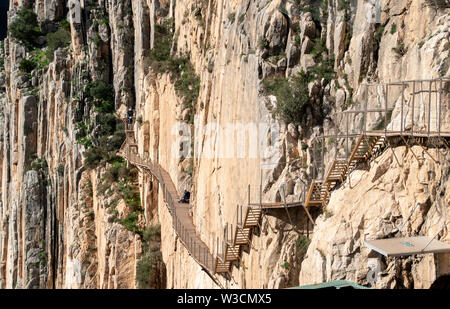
<box><xmin>421</xmin><ymin>221</ymin><xmax>449</xmax><ymax>253</ymax></box>
<box><xmin>240</xmin><ymin>205</ymin><xmax>242</xmax><ymax>226</ymax></box>
<box><xmin>411</xmin><ymin>81</ymin><xmax>415</xmax><ymax>136</ymax></box>
<box><xmin>230</xmin><ymin>224</ymin><xmax>233</xmax><ymax>244</ymax></box>
<box><xmin>398</xmin><ymin>202</ymin><xmax>422</xmax><ymax>233</ymax></box>
<box><xmin>401</xmin><ymin>82</ymin><xmax>405</xmax><ymax>135</ymax></box>
<box><xmin>438</xmin><ymin>78</ymin><xmax>442</xmax><ymax>137</ymax></box>
<box><xmin>322</xmin><ymin>136</ymin><xmax>325</xmax><ymax>179</ymax></box>
<box><xmin>225</xmin><ymin>223</ymin><xmax>228</xmax><ymax>243</ymax></box>
<box><xmin>346</xmin><ymin>112</ymin><xmax>349</xmax><ymax>158</ymax></box>
<box><xmin>307</xmin><ymin>219</ymin><xmax>309</xmax><ymax>238</ymax></box>
<box><xmin>385</xmin><ymin>84</ymin><xmax>388</xmax><ymax>137</ymax></box>
<box><xmin>428</xmin><ymin>80</ymin><xmax>432</xmax><ymax>136</ymax></box>
<box><xmin>260</xmin><ymin>172</ymin><xmax>263</xmax><ymax>208</ymax></box>
<box><xmin>364</xmin><ymin>84</ymin><xmax>368</xmax><ymax>135</ymax></box>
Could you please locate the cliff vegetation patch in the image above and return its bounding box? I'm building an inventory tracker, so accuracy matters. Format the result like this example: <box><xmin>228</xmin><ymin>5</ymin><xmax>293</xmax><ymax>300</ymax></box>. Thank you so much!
<box><xmin>146</xmin><ymin>18</ymin><xmax>200</xmax><ymax>116</ymax></box>
<box><xmin>136</xmin><ymin>224</ymin><xmax>166</xmax><ymax>289</ymax></box>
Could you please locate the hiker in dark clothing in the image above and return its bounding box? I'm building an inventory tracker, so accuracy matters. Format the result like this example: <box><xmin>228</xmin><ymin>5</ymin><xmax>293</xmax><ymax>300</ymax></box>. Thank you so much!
<box><xmin>127</xmin><ymin>108</ymin><xmax>133</xmax><ymax>125</ymax></box>
<box><xmin>179</xmin><ymin>190</ymin><xmax>190</xmax><ymax>203</ymax></box>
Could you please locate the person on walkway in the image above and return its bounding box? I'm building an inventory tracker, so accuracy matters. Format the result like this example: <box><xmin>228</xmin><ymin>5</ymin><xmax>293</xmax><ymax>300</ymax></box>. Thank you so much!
<box><xmin>179</xmin><ymin>190</ymin><xmax>190</xmax><ymax>203</ymax></box>
<box><xmin>127</xmin><ymin>108</ymin><xmax>133</xmax><ymax>125</ymax></box>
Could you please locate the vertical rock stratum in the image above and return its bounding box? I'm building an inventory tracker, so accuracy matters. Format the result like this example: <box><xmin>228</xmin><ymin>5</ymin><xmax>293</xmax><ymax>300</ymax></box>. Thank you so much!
<box><xmin>0</xmin><ymin>0</ymin><xmax>449</xmax><ymax>289</ymax></box>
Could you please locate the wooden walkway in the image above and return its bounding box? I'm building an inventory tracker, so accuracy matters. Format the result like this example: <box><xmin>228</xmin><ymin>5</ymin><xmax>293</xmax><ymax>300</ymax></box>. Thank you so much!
<box><xmin>214</xmin><ymin>184</ymin><xmax>313</xmax><ymax>273</ymax></box>
<box><xmin>305</xmin><ymin>133</ymin><xmax>387</xmax><ymax>207</ymax></box>
<box><xmin>305</xmin><ymin>131</ymin><xmax>449</xmax><ymax>208</ymax></box>
<box><xmin>305</xmin><ymin>78</ymin><xmax>450</xmax><ymax>208</ymax></box>
<box><xmin>119</xmin><ymin>127</ymin><xmax>307</xmax><ymax>278</ymax></box>
<box><xmin>118</xmin><ymin>131</ymin><xmax>218</xmax><ymax>280</ymax></box>
<box><xmin>118</xmin><ymin>77</ymin><xmax>449</xmax><ymax>280</ymax></box>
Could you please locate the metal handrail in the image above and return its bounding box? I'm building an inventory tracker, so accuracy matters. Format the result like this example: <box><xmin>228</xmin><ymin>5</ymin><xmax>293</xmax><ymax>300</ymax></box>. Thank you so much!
<box><xmin>124</xmin><ymin>140</ymin><xmax>216</xmax><ymax>274</ymax></box>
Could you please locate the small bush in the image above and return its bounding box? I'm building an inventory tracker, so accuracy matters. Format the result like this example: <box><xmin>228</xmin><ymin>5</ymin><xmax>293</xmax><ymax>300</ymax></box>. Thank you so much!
<box><xmin>19</xmin><ymin>59</ymin><xmax>37</xmax><ymax>73</ymax></box>
<box><xmin>98</xmin><ymin>160</ymin><xmax>141</xmax><ymax>211</ymax></box>
<box><xmin>136</xmin><ymin>224</ymin><xmax>165</xmax><ymax>289</ymax></box>
<box><xmin>390</xmin><ymin>23</ymin><xmax>397</xmax><ymax>35</ymax></box>
<box><xmin>228</xmin><ymin>12</ymin><xmax>236</xmax><ymax>23</ymax></box>
<box><xmin>338</xmin><ymin>0</ymin><xmax>350</xmax><ymax>10</ymax></box>
<box><xmin>30</xmin><ymin>49</ymin><xmax>50</xmax><ymax>70</ymax></box>
<box><xmin>143</xmin><ymin>224</ymin><xmax>161</xmax><ymax>243</ymax></box>
<box><xmin>83</xmin><ymin>146</ymin><xmax>104</xmax><ymax>169</ymax></box>
<box><xmin>30</xmin><ymin>158</ymin><xmax>48</xmax><ymax>173</ymax></box>
<box><xmin>297</xmin><ymin>235</ymin><xmax>311</xmax><ymax>254</ymax></box>
<box><xmin>59</xmin><ymin>19</ymin><xmax>71</xmax><ymax>31</ymax></box>
<box><xmin>374</xmin><ymin>25</ymin><xmax>385</xmax><ymax>44</ymax></box>
<box><xmin>9</xmin><ymin>8</ymin><xmax>41</xmax><ymax>48</ymax></box>
<box><xmin>278</xmin><ymin>5</ymin><xmax>288</xmax><ymax>16</ymax></box>
<box><xmin>392</xmin><ymin>41</ymin><xmax>407</xmax><ymax>56</ymax></box>
<box><xmin>119</xmin><ymin>181</ymin><xmax>142</xmax><ymax>211</ymax></box>
<box><xmin>57</xmin><ymin>164</ymin><xmax>64</xmax><ymax>176</ymax></box>
<box><xmin>258</xmin><ymin>36</ymin><xmax>269</xmax><ymax>50</ymax></box>
<box><xmin>238</xmin><ymin>13</ymin><xmax>246</xmax><ymax>23</ymax></box>
<box><xmin>46</xmin><ymin>28</ymin><xmax>71</xmax><ymax>60</ymax></box>
<box><xmin>309</xmin><ymin>55</ymin><xmax>335</xmax><ymax>81</ymax></box>
<box><xmin>174</xmin><ymin>58</ymin><xmax>200</xmax><ymax>108</ymax></box>
<box><xmin>136</xmin><ymin>248</ymin><xmax>164</xmax><ymax>289</ymax></box>
<box><xmin>147</xmin><ymin>19</ymin><xmax>174</xmax><ymax>70</ymax></box>
<box><xmin>89</xmin><ymin>80</ymin><xmax>115</xmax><ymax>112</ymax></box>
<box><xmin>310</xmin><ymin>38</ymin><xmax>328</xmax><ymax>60</ymax></box>
<box><xmin>120</xmin><ymin>212</ymin><xmax>142</xmax><ymax>235</ymax></box>
<box><xmin>264</xmin><ymin>71</ymin><xmax>310</xmax><ymax>125</ymax></box>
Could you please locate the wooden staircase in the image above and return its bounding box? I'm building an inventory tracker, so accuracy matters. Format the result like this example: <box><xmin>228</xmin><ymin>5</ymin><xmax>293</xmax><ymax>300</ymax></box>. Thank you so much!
<box><xmin>305</xmin><ymin>134</ymin><xmax>387</xmax><ymax>208</ymax></box>
<box><xmin>119</xmin><ymin>127</ymin><xmax>224</xmax><ymax>285</ymax></box>
<box><xmin>349</xmin><ymin>135</ymin><xmax>386</xmax><ymax>164</ymax></box>
<box><xmin>214</xmin><ymin>206</ymin><xmax>263</xmax><ymax>274</ymax></box>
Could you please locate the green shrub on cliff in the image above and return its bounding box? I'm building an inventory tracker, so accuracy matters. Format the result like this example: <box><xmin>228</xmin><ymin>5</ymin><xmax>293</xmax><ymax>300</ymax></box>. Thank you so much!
<box><xmin>148</xmin><ymin>19</ymin><xmax>174</xmax><ymax>71</ymax></box>
<box><xmin>146</xmin><ymin>18</ymin><xmax>200</xmax><ymax>116</ymax></box>
<box><xmin>136</xmin><ymin>225</ymin><xmax>165</xmax><ymax>289</ymax></box>
<box><xmin>19</xmin><ymin>58</ymin><xmax>37</xmax><ymax>73</ymax></box>
<box><xmin>120</xmin><ymin>212</ymin><xmax>141</xmax><ymax>235</ymax></box>
<box><xmin>9</xmin><ymin>8</ymin><xmax>41</xmax><ymax>48</ymax></box>
<box><xmin>46</xmin><ymin>28</ymin><xmax>71</xmax><ymax>60</ymax></box>
<box><xmin>264</xmin><ymin>71</ymin><xmax>310</xmax><ymax>125</ymax></box>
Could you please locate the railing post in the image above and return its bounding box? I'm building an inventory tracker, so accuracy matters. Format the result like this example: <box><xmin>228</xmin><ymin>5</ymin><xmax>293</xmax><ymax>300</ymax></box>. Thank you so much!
<box><xmin>322</xmin><ymin>135</ymin><xmax>325</xmax><ymax>178</ymax></box>
<box><xmin>438</xmin><ymin>78</ymin><xmax>442</xmax><ymax>137</ymax></box>
<box><xmin>385</xmin><ymin>83</ymin><xmax>388</xmax><ymax>137</ymax></box>
<box><xmin>401</xmin><ymin>82</ymin><xmax>405</xmax><ymax>135</ymax></box>
<box><xmin>346</xmin><ymin>112</ymin><xmax>349</xmax><ymax>158</ymax></box>
<box><xmin>225</xmin><ymin>223</ymin><xmax>228</xmax><ymax>244</ymax></box>
<box><xmin>364</xmin><ymin>84</ymin><xmax>368</xmax><ymax>135</ymax></box>
<box><xmin>240</xmin><ymin>205</ymin><xmax>243</xmax><ymax>226</ymax></box>
<box><xmin>428</xmin><ymin>80</ymin><xmax>432</xmax><ymax>136</ymax></box>
<box><xmin>411</xmin><ymin>81</ymin><xmax>415</xmax><ymax>136</ymax></box>
<box><xmin>230</xmin><ymin>224</ymin><xmax>233</xmax><ymax>245</ymax></box>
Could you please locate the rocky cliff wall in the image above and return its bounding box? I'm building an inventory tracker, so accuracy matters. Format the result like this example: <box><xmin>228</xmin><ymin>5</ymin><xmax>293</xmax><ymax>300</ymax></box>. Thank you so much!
<box><xmin>0</xmin><ymin>0</ymin><xmax>448</xmax><ymax>289</ymax></box>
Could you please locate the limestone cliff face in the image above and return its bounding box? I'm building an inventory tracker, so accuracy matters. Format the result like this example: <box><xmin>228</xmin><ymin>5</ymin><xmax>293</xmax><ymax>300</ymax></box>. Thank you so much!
<box><xmin>0</xmin><ymin>0</ymin><xmax>147</xmax><ymax>289</ymax></box>
<box><xmin>0</xmin><ymin>0</ymin><xmax>449</xmax><ymax>289</ymax></box>
<box><xmin>300</xmin><ymin>146</ymin><xmax>450</xmax><ymax>288</ymax></box>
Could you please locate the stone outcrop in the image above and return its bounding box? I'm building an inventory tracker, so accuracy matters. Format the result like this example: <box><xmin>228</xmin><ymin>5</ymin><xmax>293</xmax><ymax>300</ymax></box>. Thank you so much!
<box><xmin>300</xmin><ymin>146</ymin><xmax>450</xmax><ymax>288</ymax></box>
